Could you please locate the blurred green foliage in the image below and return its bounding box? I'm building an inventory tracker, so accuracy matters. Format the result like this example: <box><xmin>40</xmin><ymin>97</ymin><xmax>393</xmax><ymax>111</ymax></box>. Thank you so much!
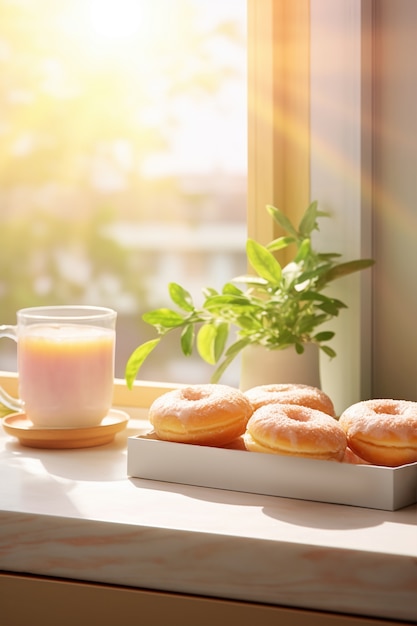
<box><xmin>0</xmin><ymin>206</ymin><xmax>147</xmax><ymax>323</ymax></box>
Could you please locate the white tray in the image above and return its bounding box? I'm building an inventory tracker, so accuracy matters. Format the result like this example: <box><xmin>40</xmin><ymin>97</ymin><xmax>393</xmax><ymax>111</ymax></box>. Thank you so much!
<box><xmin>127</xmin><ymin>428</ymin><xmax>417</xmax><ymax>511</ymax></box>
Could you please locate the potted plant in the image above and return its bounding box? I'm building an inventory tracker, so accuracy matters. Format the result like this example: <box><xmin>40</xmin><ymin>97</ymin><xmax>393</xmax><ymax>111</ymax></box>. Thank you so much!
<box><xmin>125</xmin><ymin>201</ymin><xmax>374</xmax><ymax>389</ymax></box>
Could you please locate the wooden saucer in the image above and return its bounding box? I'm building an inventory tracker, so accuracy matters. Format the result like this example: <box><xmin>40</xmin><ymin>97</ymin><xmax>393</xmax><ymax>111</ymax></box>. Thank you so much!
<box><xmin>2</xmin><ymin>409</ymin><xmax>129</xmax><ymax>449</ymax></box>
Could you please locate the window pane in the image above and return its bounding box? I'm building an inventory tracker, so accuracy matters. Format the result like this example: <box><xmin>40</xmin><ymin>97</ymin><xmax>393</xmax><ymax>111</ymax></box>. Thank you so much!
<box><xmin>0</xmin><ymin>0</ymin><xmax>247</xmax><ymax>385</ymax></box>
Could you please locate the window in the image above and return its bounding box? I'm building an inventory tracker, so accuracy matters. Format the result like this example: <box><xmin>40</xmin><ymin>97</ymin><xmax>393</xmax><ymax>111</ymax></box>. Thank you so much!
<box><xmin>0</xmin><ymin>0</ymin><xmax>247</xmax><ymax>385</ymax></box>
<box><xmin>6</xmin><ymin>2</ymin><xmax>409</xmax><ymax>410</ymax></box>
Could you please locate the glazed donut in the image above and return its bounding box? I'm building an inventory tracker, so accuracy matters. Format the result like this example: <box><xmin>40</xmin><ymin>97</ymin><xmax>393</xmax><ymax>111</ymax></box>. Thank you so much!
<box><xmin>244</xmin><ymin>383</ymin><xmax>336</xmax><ymax>417</ymax></box>
<box><xmin>339</xmin><ymin>399</ymin><xmax>417</xmax><ymax>467</ymax></box>
<box><xmin>149</xmin><ymin>384</ymin><xmax>253</xmax><ymax>447</ymax></box>
<box><xmin>243</xmin><ymin>403</ymin><xmax>346</xmax><ymax>461</ymax></box>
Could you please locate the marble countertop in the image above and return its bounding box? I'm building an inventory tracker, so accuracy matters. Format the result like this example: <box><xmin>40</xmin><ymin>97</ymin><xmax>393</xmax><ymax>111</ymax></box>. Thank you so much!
<box><xmin>1</xmin><ymin>400</ymin><xmax>417</xmax><ymax>623</ymax></box>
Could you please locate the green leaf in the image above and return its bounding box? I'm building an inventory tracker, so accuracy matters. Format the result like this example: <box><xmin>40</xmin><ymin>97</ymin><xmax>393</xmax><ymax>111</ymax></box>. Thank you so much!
<box><xmin>125</xmin><ymin>339</ymin><xmax>160</xmax><ymax>389</ymax></box>
<box><xmin>267</xmin><ymin>236</ymin><xmax>295</xmax><ymax>252</ymax></box>
<box><xmin>203</xmin><ymin>294</ymin><xmax>251</xmax><ymax>311</ymax></box>
<box><xmin>236</xmin><ymin>314</ymin><xmax>262</xmax><ymax>331</ymax></box>
<box><xmin>196</xmin><ymin>324</ymin><xmax>215</xmax><ymax>363</ymax></box>
<box><xmin>294</xmin><ymin>238</ymin><xmax>311</xmax><ymax>262</ymax></box>
<box><xmin>143</xmin><ymin>308</ymin><xmax>186</xmax><ymax>328</ymax></box>
<box><xmin>181</xmin><ymin>324</ymin><xmax>194</xmax><ymax>356</ymax></box>
<box><xmin>320</xmin><ymin>345</ymin><xmax>337</xmax><ymax>359</ymax></box>
<box><xmin>246</xmin><ymin>239</ymin><xmax>282</xmax><ymax>283</ymax></box>
<box><xmin>169</xmin><ymin>282</ymin><xmax>194</xmax><ymax>311</ymax></box>
<box><xmin>266</xmin><ymin>205</ymin><xmax>298</xmax><ymax>237</ymax></box>
<box><xmin>298</xmin><ymin>291</ymin><xmax>334</xmax><ymax>303</ymax></box>
<box><xmin>222</xmin><ymin>282</ymin><xmax>244</xmax><ymax>296</ymax></box>
<box><xmin>298</xmin><ymin>200</ymin><xmax>320</xmax><ymax>236</ymax></box>
<box><xmin>313</xmin><ymin>331</ymin><xmax>335</xmax><ymax>342</ymax></box>
<box><xmin>197</xmin><ymin>323</ymin><xmax>229</xmax><ymax>365</ymax></box>
<box><xmin>214</xmin><ymin>322</ymin><xmax>229</xmax><ymax>360</ymax></box>
<box><xmin>320</xmin><ymin>259</ymin><xmax>374</xmax><ymax>284</ymax></box>
<box><xmin>298</xmin><ymin>313</ymin><xmax>329</xmax><ymax>334</ymax></box>
<box><xmin>202</xmin><ymin>286</ymin><xmax>219</xmax><ymax>298</ymax></box>
<box><xmin>294</xmin><ymin>263</ymin><xmax>333</xmax><ymax>285</ymax></box>
<box><xmin>317</xmin><ymin>252</ymin><xmax>342</xmax><ymax>260</ymax></box>
<box><xmin>318</xmin><ymin>300</ymin><xmax>344</xmax><ymax>316</ymax></box>
<box><xmin>233</xmin><ymin>274</ymin><xmax>269</xmax><ymax>287</ymax></box>
<box><xmin>225</xmin><ymin>337</ymin><xmax>252</xmax><ymax>358</ymax></box>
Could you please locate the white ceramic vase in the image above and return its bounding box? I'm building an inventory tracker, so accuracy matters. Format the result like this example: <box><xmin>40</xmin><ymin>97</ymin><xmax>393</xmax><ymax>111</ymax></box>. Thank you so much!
<box><xmin>239</xmin><ymin>343</ymin><xmax>321</xmax><ymax>391</ymax></box>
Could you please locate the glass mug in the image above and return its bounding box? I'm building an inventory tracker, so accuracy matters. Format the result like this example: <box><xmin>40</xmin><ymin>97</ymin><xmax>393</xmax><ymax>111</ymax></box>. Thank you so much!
<box><xmin>0</xmin><ymin>306</ymin><xmax>117</xmax><ymax>428</ymax></box>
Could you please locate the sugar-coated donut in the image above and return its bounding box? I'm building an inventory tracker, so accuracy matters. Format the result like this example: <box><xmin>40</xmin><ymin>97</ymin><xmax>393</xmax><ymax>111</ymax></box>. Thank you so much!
<box><xmin>243</xmin><ymin>403</ymin><xmax>346</xmax><ymax>461</ymax></box>
<box><xmin>149</xmin><ymin>384</ymin><xmax>253</xmax><ymax>447</ymax></box>
<box><xmin>339</xmin><ymin>399</ymin><xmax>417</xmax><ymax>467</ymax></box>
<box><xmin>244</xmin><ymin>383</ymin><xmax>335</xmax><ymax>416</ymax></box>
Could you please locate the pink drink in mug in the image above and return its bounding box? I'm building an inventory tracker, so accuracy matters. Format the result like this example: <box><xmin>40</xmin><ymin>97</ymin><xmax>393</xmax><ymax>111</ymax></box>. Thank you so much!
<box><xmin>0</xmin><ymin>306</ymin><xmax>116</xmax><ymax>427</ymax></box>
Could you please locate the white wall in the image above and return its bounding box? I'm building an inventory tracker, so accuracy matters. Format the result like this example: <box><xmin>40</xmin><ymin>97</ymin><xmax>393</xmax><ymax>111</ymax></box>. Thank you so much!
<box><xmin>310</xmin><ymin>0</ymin><xmax>372</xmax><ymax>414</ymax></box>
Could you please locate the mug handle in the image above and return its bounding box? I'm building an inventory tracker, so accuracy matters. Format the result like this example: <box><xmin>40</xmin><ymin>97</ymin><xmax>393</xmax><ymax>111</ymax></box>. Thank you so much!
<box><xmin>0</xmin><ymin>325</ymin><xmax>24</xmax><ymax>413</ymax></box>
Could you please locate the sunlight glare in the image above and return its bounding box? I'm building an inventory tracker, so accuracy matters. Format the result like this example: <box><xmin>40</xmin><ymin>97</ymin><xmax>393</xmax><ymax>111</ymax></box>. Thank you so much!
<box><xmin>88</xmin><ymin>0</ymin><xmax>143</xmax><ymax>40</ymax></box>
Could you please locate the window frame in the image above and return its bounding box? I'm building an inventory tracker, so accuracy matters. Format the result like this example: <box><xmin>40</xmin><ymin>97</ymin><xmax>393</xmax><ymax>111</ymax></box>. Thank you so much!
<box><xmin>249</xmin><ymin>0</ymin><xmax>373</xmax><ymax>414</ymax></box>
<box><xmin>247</xmin><ymin>0</ymin><xmax>310</xmax><ymax>251</ymax></box>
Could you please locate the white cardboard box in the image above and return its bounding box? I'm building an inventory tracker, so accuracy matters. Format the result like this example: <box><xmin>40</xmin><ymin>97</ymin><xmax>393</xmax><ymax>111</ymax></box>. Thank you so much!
<box><xmin>127</xmin><ymin>429</ymin><xmax>417</xmax><ymax>511</ymax></box>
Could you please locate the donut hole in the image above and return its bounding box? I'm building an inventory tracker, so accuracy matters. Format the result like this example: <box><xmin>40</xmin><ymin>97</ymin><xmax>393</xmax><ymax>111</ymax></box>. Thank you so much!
<box><xmin>373</xmin><ymin>401</ymin><xmax>403</xmax><ymax>415</ymax></box>
<box><xmin>285</xmin><ymin>406</ymin><xmax>312</xmax><ymax>423</ymax></box>
<box><xmin>264</xmin><ymin>384</ymin><xmax>292</xmax><ymax>394</ymax></box>
<box><xmin>181</xmin><ymin>388</ymin><xmax>208</xmax><ymax>402</ymax></box>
